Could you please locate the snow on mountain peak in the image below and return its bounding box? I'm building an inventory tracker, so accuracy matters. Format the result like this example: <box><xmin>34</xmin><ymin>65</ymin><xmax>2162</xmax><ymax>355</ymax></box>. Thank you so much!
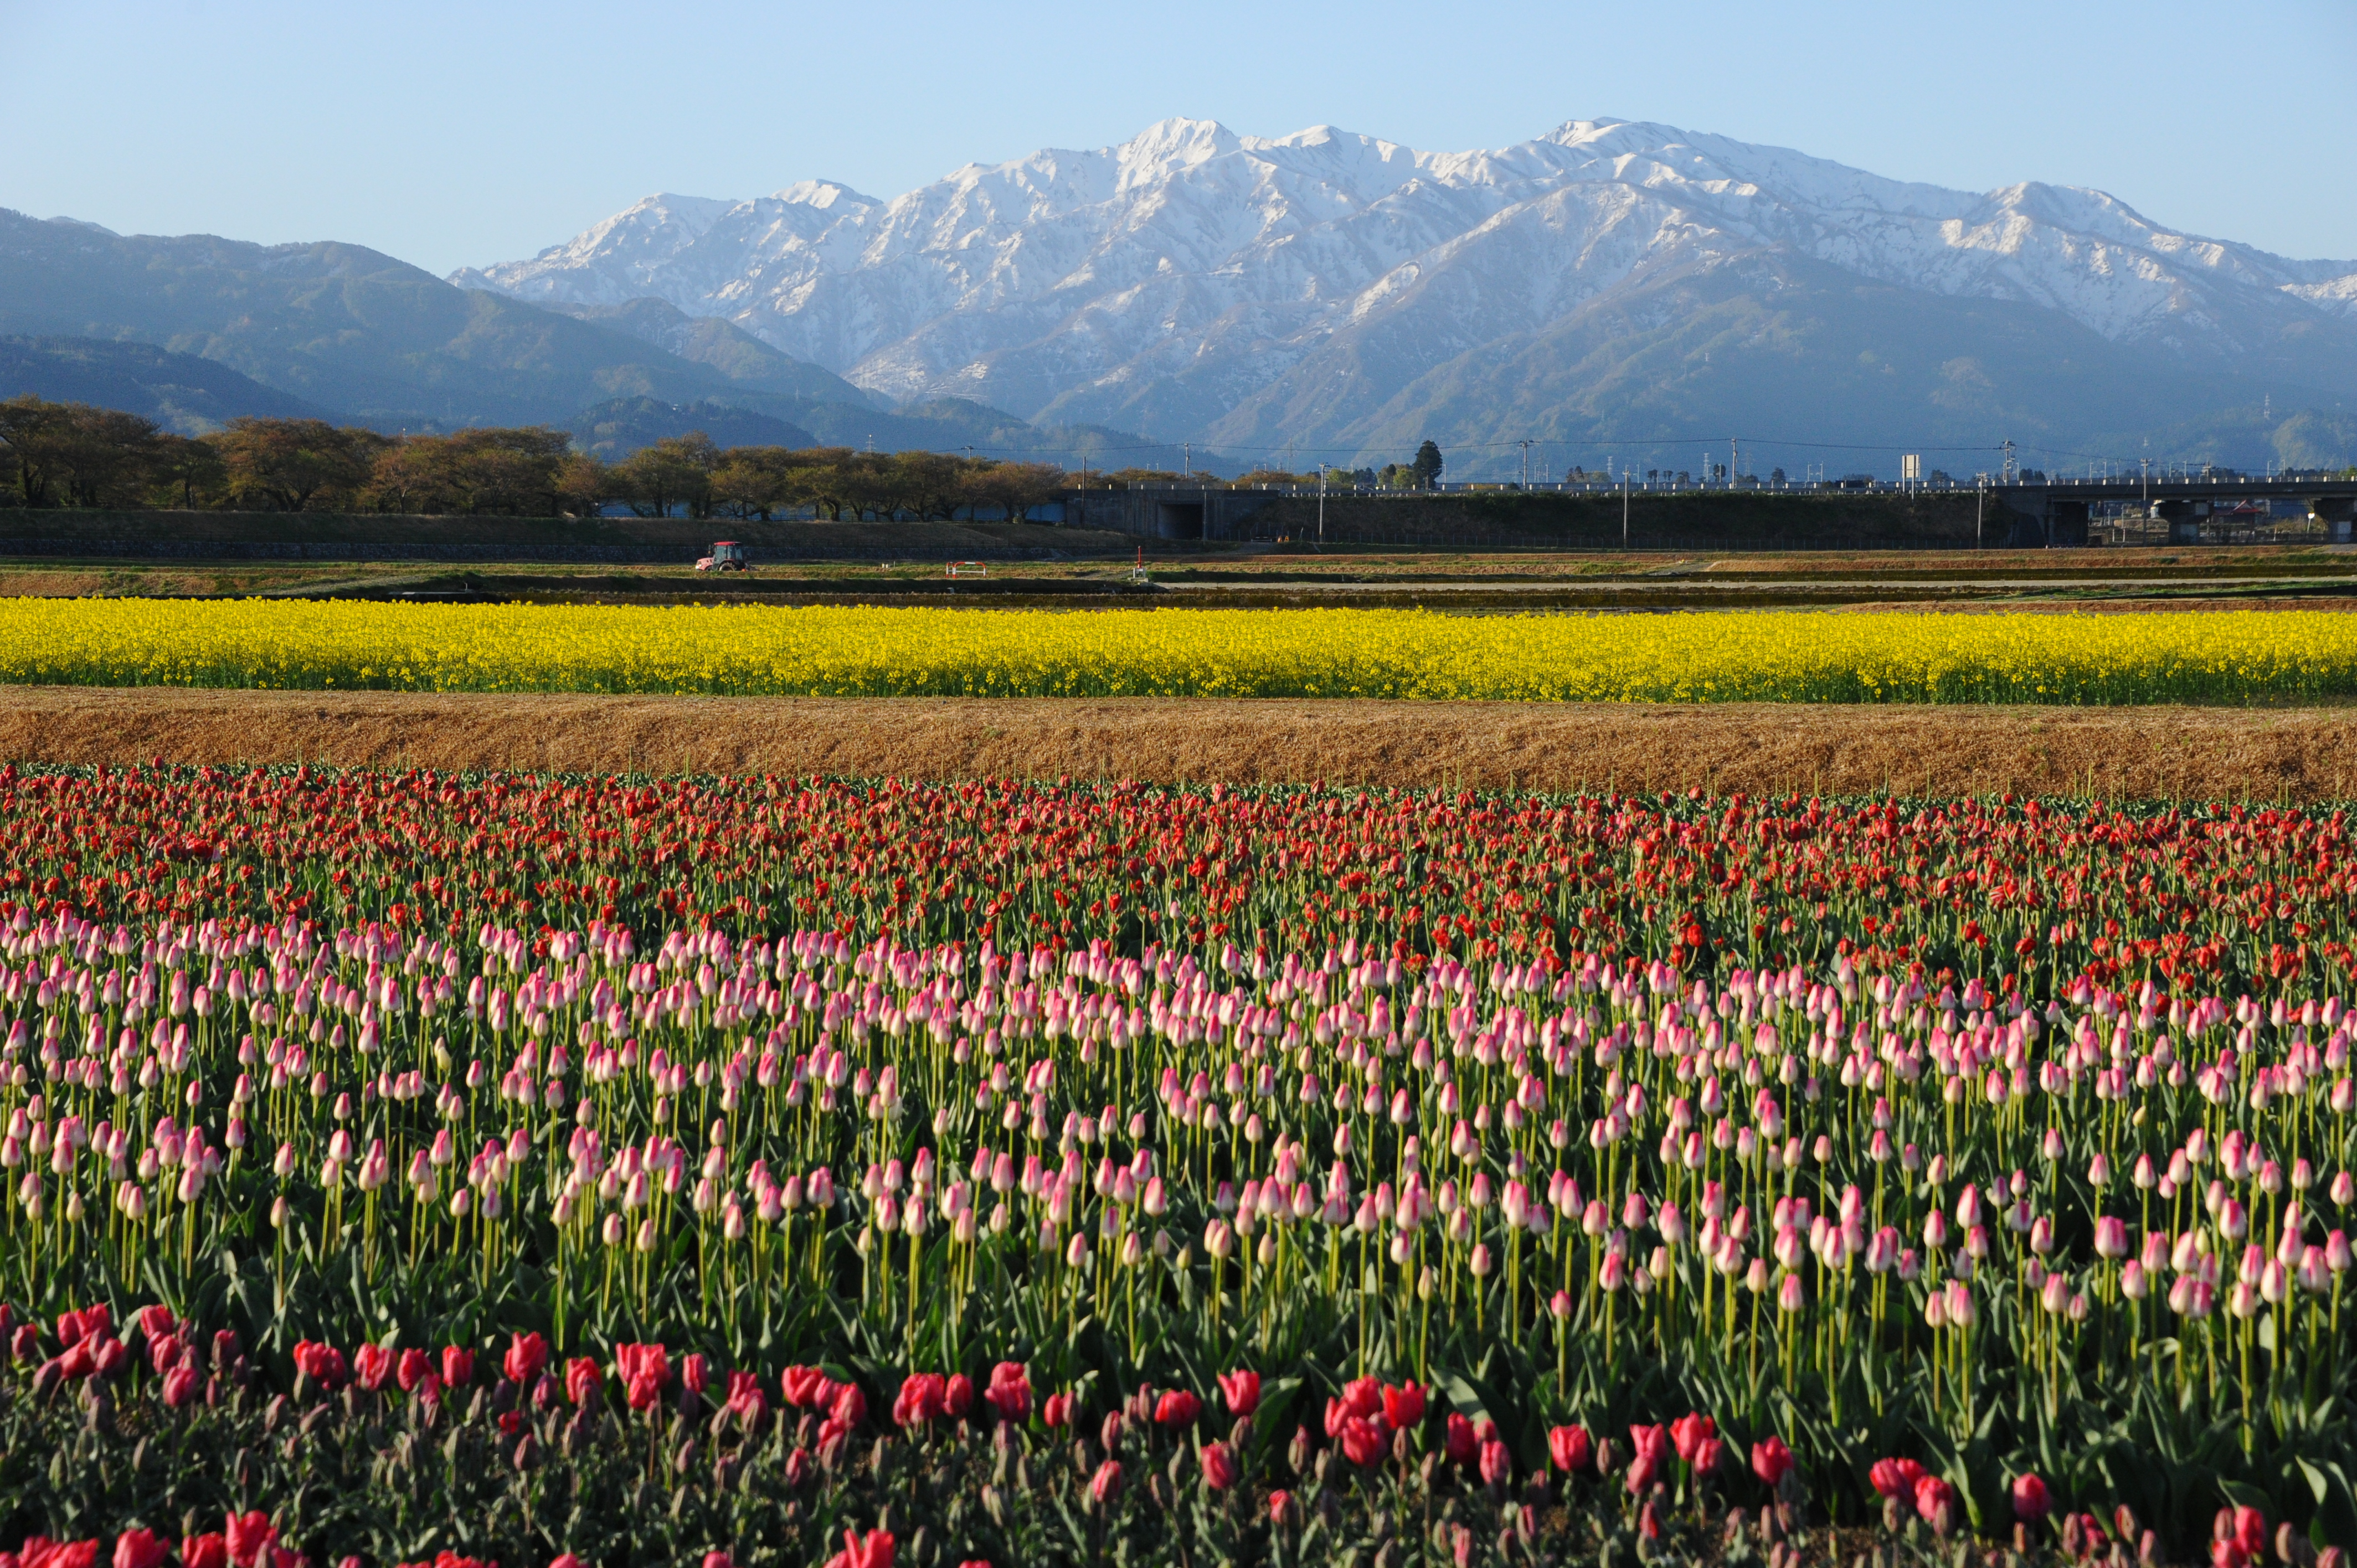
<box><xmin>452</xmin><ymin>116</ymin><xmax>2357</xmax><ymax>439</ymax></box>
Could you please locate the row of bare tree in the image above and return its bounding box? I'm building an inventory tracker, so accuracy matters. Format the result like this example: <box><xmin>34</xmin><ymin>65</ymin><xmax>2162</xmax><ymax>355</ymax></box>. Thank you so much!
<box><xmin>0</xmin><ymin>400</ymin><xmax>1082</xmax><ymax>520</ymax></box>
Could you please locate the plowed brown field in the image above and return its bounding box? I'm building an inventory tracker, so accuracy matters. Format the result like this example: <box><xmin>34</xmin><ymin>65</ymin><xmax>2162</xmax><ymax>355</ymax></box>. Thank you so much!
<box><xmin>3</xmin><ymin>687</ymin><xmax>2350</xmax><ymax>801</ymax></box>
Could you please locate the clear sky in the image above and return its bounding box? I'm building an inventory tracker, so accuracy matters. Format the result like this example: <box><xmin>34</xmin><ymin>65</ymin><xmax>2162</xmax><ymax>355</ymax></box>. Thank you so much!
<box><xmin>3</xmin><ymin>0</ymin><xmax>2352</xmax><ymax>278</ymax></box>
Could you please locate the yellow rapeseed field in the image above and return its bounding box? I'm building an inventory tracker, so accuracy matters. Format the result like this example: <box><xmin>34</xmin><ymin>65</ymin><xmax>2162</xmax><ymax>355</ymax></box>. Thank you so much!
<box><xmin>2</xmin><ymin>599</ymin><xmax>2354</xmax><ymax>703</ymax></box>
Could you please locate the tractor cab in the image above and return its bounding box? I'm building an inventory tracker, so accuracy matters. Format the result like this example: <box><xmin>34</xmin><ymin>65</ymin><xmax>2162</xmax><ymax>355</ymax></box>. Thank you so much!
<box><xmin>696</xmin><ymin>541</ymin><xmax>751</xmax><ymax>573</ymax></box>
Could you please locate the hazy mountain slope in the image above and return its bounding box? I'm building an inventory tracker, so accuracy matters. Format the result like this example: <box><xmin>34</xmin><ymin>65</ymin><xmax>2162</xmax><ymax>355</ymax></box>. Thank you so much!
<box><xmin>540</xmin><ymin>298</ymin><xmax>879</xmax><ymax>406</ymax></box>
<box><xmin>0</xmin><ymin>210</ymin><xmax>846</xmax><ymax>430</ymax></box>
<box><xmin>0</xmin><ymin>336</ymin><xmax>333</xmax><ymax>433</ymax></box>
<box><xmin>569</xmin><ymin>396</ymin><xmax>817</xmax><ymax>459</ymax></box>
<box><xmin>457</xmin><ymin>117</ymin><xmax>2357</xmax><ymax>472</ymax></box>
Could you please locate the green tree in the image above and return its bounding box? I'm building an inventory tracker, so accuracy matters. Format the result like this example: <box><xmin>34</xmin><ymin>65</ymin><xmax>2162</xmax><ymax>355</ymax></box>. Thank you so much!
<box><xmin>0</xmin><ymin>397</ymin><xmax>71</xmax><ymax>507</ymax></box>
<box><xmin>615</xmin><ymin>432</ymin><xmax>721</xmax><ymax>519</ymax></box>
<box><xmin>146</xmin><ymin>432</ymin><xmax>226</xmax><ymax>509</ymax></box>
<box><xmin>967</xmin><ymin>460</ymin><xmax>1066</xmax><ymax>520</ymax></box>
<box><xmin>0</xmin><ymin>396</ymin><xmax>166</xmax><ymax>508</ymax></box>
<box><xmin>1409</xmin><ymin>440</ymin><xmax>1444</xmax><ymax>489</ymax></box>
<box><xmin>207</xmin><ymin>418</ymin><xmax>379</xmax><ymax>512</ymax></box>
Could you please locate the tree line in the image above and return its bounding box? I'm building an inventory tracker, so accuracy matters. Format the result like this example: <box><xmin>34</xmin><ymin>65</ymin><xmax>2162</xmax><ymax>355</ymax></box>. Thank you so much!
<box><xmin>0</xmin><ymin>399</ymin><xmax>1071</xmax><ymax>520</ymax></box>
<box><xmin>0</xmin><ymin>396</ymin><xmax>1462</xmax><ymax>517</ymax></box>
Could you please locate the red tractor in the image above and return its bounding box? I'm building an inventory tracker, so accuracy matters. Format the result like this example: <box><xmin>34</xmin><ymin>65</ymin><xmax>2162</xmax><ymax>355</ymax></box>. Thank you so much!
<box><xmin>695</xmin><ymin>541</ymin><xmax>752</xmax><ymax>573</ymax></box>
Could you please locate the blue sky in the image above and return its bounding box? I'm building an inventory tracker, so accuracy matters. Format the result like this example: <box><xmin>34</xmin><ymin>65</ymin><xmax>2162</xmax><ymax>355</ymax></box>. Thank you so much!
<box><xmin>3</xmin><ymin>0</ymin><xmax>2352</xmax><ymax>276</ymax></box>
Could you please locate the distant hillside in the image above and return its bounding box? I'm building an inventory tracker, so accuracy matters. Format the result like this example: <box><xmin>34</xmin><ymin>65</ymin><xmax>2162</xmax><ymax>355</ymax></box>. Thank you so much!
<box><xmin>0</xmin><ymin>209</ymin><xmax>842</xmax><ymax>431</ymax></box>
<box><xmin>0</xmin><ymin>208</ymin><xmax>1208</xmax><ymax>467</ymax></box>
<box><xmin>570</xmin><ymin>396</ymin><xmax>817</xmax><ymax>458</ymax></box>
<box><xmin>0</xmin><ymin>336</ymin><xmax>330</xmax><ymax>432</ymax></box>
<box><xmin>543</xmin><ymin>298</ymin><xmax>878</xmax><ymax>407</ymax></box>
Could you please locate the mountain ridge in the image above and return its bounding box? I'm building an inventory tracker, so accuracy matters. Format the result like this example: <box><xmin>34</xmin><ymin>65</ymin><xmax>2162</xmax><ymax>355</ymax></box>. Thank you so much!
<box><xmin>454</xmin><ymin>116</ymin><xmax>2357</xmax><ymax>474</ymax></box>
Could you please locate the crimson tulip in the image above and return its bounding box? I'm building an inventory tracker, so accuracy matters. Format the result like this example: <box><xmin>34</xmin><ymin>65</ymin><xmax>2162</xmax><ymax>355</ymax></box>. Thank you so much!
<box><xmin>1154</xmin><ymin>1389</ymin><xmax>1202</xmax><ymax>1426</ymax></box>
<box><xmin>1749</xmin><ymin>1435</ymin><xmax>1794</xmax><ymax>1488</ymax></box>
<box><xmin>983</xmin><ymin>1361</ymin><xmax>1030</xmax><ymax>1421</ymax></box>
<box><xmin>111</xmin><ymin>1531</ymin><xmax>168</xmax><ymax>1568</ymax></box>
<box><xmin>1200</xmin><ymin>1439</ymin><xmax>1239</xmax><ymax>1490</ymax></box>
<box><xmin>502</xmin><ymin>1332</ymin><xmax>548</xmax><ymax>1386</ymax></box>
<box><xmin>1379</xmin><ymin>1382</ymin><xmax>1424</xmax><ymax>1430</ymax></box>
<box><xmin>1217</xmin><ymin>1369</ymin><xmax>1260</xmax><ymax>1417</ymax></box>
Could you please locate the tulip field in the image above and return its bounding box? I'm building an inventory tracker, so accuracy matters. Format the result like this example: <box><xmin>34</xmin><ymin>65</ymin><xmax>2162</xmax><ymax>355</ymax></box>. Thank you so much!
<box><xmin>0</xmin><ymin>765</ymin><xmax>2349</xmax><ymax>1566</ymax></box>
<box><xmin>9</xmin><ymin>599</ymin><xmax>2357</xmax><ymax>703</ymax></box>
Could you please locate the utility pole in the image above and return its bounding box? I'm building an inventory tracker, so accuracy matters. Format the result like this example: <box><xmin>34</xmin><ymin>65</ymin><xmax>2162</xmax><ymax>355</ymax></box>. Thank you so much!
<box><xmin>1731</xmin><ymin>438</ymin><xmax>1740</xmax><ymax>488</ymax></box>
<box><xmin>1183</xmin><ymin>442</ymin><xmax>1191</xmax><ymax>480</ymax></box>
<box><xmin>1622</xmin><ymin>467</ymin><xmax>1631</xmax><ymax>549</ymax></box>
<box><xmin>1975</xmin><ymin>478</ymin><xmax>1984</xmax><ymax>549</ymax></box>
<box><xmin>1518</xmin><ymin>438</ymin><xmax>1534</xmax><ymax>489</ymax></box>
<box><xmin>1317</xmin><ymin>462</ymin><xmax>1327</xmax><ymax>550</ymax></box>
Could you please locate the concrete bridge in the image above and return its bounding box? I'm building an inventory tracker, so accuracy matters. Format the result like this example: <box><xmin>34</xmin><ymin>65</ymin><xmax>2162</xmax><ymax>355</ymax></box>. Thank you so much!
<box><xmin>1991</xmin><ymin>477</ymin><xmax>2356</xmax><ymax>547</ymax></box>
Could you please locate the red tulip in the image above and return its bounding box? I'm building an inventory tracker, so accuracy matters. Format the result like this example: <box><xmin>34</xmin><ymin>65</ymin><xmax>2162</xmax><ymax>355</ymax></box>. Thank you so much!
<box><xmin>893</xmin><ymin>1373</ymin><xmax>947</xmax><ymax>1427</ymax></box>
<box><xmin>2213</xmin><ymin>1543</ymin><xmax>2250</xmax><ymax>1568</ymax></box>
<box><xmin>2232</xmin><ymin>1508</ymin><xmax>2267</xmax><ymax>1556</ymax></box>
<box><xmin>148</xmin><ymin>1335</ymin><xmax>183</xmax><ymax>1378</ymax></box>
<box><xmin>395</xmin><ymin>1349</ymin><xmax>431</xmax><ymax>1393</ymax></box>
<box><xmin>1339</xmin><ymin>1415</ymin><xmax>1387</xmax><ymax>1466</ymax></box>
<box><xmin>828</xmin><ymin>1527</ymin><xmax>894</xmax><ymax>1568</ymax></box>
<box><xmin>502</xmin><ymin>1331</ymin><xmax>548</xmax><ymax>1386</ymax></box>
<box><xmin>1548</xmin><ymin>1425</ymin><xmax>1592</xmax><ymax>1473</ymax></box>
<box><xmin>132</xmin><ymin>1305</ymin><xmax>176</xmax><ymax>1345</ymax></box>
<box><xmin>614</xmin><ymin>1343</ymin><xmax>670</xmax><ymax>1410</ymax></box>
<box><xmin>1444</xmin><ymin>1412</ymin><xmax>1478</xmax><ymax>1465</ymax></box>
<box><xmin>680</xmin><ymin>1353</ymin><xmax>707</xmax><ymax>1396</ymax></box>
<box><xmin>1089</xmin><ymin>1459</ymin><xmax>1124</xmax><ymax>1506</ymax></box>
<box><xmin>1218</xmin><ymin>1369</ymin><xmax>1261</xmax><ymax>1417</ymax></box>
<box><xmin>1669</xmin><ymin>1411</ymin><xmax>1715</xmax><ymax>1463</ymax></box>
<box><xmin>1322</xmin><ymin>1397</ymin><xmax>1349</xmax><ymax>1440</ymax></box>
<box><xmin>441</xmin><ymin>1347</ymin><xmax>475</xmax><ymax>1388</ymax></box>
<box><xmin>1042</xmin><ymin>1392</ymin><xmax>1075</xmax><ymax>1429</ymax></box>
<box><xmin>547</xmin><ymin>1557</ymin><xmax>586</xmax><ymax>1568</ymax></box>
<box><xmin>781</xmin><ymin>1364</ymin><xmax>831</xmax><ymax>1408</ymax></box>
<box><xmin>2010</xmin><ymin>1472</ymin><xmax>2052</xmax><ymax>1521</ymax></box>
<box><xmin>944</xmin><ymin>1373</ymin><xmax>974</xmax><ymax>1419</ymax></box>
<box><xmin>55</xmin><ymin>1304</ymin><xmax>109</xmax><ymax>1347</ymax></box>
<box><xmin>702</xmin><ymin>1556</ymin><xmax>735</xmax><ymax>1568</ymax></box>
<box><xmin>1626</xmin><ymin>1422</ymin><xmax>1669</xmax><ymax>1492</ymax></box>
<box><xmin>1749</xmin><ymin>1435</ymin><xmax>1794</xmax><ymax>1488</ymax></box>
<box><xmin>112</xmin><ymin>1530</ymin><xmax>168</xmax><ymax>1568</ymax></box>
<box><xmin>1268</xmin><ymin>1489</ymin><xmax>1299</xmax><ymax>1528</ymax></box>
<box><xmin>564</xmin><ymin>1357</ymin><xmax>601</xmax><ymax>1407</ymax></box>
<box><xmin>1479</xmin><ymin>1440</ymin><xmax>1511</xmax><ymax>1486</ymax></box>
<box><xmin>1914</xmin><ymin>1476</ymin><xmax>1960</xmax><ymax>1533</ymax></box>
<box><xmin>12</xmin><ymin>1540</ymin><xmax>98</xmax><ymax>1568</ymax></box>
<box><xmin>983</xmin><ymin>1361</ymin><xmax>1031</xmax><ymax>1421</ymax></box>
<box><xmin>1870</xmin><ymin>1457</ymin><xmax>1926</xmax><ymax>1498</ymax></box>
<box><xmin>162</xmin><ymin>1365</ymin><xmax>202</xmax><ymax>1408</ymax></box>
<box><xmin>1201</xmin><ymin>1439</ymin><xmax>1239</xmax><ymax>1490</ymax></box>
<box><xmin>91</xmin><ymin>1338</ymin><xmax>127</xmax><ymax>1381</ymax></box>
<box><xmin>353</xmin><ymin>1343</ymin><xmax>393</xmax><ymax>1393</ymax></box>
<box><xmin>291</xmin><ymin>1342</ymin><xmax>345</xmax><ymax>1392</ymax></box>
<box><xmin>182</xmin><ymin>1536</ymin><xmax>229</xmax><ymax>1568</ymax></box>
<box><xmin>1339</xmin><ymin>1376</ymin><xmax>1383</xmax><ymax>1420</ymax></box>
<box><xmin>1380</xmin><ymin>1382</ymin><xmax>1424</xmax><ymax>1430</ymax></box>
<box><xmin>1154</xmin><ymin>1389</ymin><xmax>1202</xmax><ymax>1426</ymax></box>
<box><xmin>223</xmin><ymin>1513</ymin><xmax>275</xmax><ymax>1568</ymax></box>
<box><xmin>830</xmin><ymin>1381</ymin><xmax>868</xmax><ymax>1429</ymax></box>
<box><xmin>1693</xmin><ymin>1436</ymin><xmax>1723</xmax><ymax>1478</ymax></box>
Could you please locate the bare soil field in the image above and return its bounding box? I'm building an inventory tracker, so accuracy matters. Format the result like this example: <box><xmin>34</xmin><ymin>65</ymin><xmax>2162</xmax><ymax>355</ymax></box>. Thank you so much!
<box><xmin>6</xmin><ymin>688</ymin><xmax>2351</xmax><ymax>801</ymax></box>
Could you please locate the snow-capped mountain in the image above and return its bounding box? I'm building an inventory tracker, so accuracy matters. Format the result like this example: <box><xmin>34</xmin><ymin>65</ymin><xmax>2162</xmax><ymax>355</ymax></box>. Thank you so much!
<box><xmin>453</xmin><ymin>118</ymin><xmax>2357</xmax><ymax>468</ymax></box>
